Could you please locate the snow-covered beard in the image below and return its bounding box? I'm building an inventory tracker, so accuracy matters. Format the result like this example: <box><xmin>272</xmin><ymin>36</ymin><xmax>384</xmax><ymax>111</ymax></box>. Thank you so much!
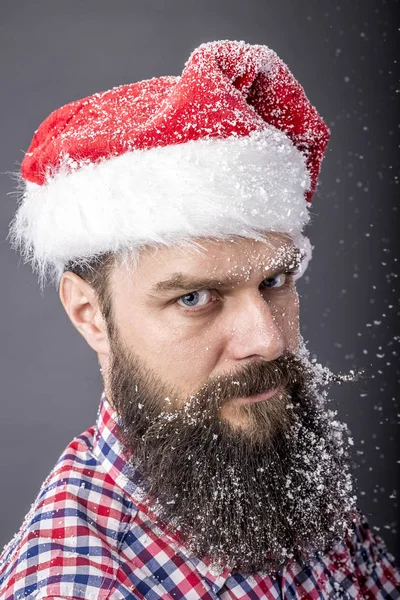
<box><xmin>108</xmin><ymin>335</ymin><xmax>358</xmax><ymax>574</ymax></box>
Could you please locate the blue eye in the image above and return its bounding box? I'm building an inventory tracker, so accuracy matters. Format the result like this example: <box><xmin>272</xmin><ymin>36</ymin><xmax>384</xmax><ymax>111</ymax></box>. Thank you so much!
<box><xmin>177</xmin><ymin>289</ymin><xmax>211</xmax><ymax>308</ymax></box>
<box><xmin>261</xmin><ymin>273</ymin><xmax>288</xmax><ymax>288</ymax></box>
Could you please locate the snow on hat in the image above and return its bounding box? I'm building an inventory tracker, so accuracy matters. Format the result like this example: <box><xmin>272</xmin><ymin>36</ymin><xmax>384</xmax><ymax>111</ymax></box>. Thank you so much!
<box><xmin>10</xmin><ymin>39</ymin><xmax>330</xmax><ymax>285</ymax></box>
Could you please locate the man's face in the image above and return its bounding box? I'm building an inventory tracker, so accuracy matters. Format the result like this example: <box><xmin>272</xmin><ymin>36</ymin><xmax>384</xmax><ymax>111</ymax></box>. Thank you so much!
<box><xmin>97</xmin><ymin>233</ymin><xmax>356</xmax><ymax>574</ymax></box>
<box><xmin>105</xmin><ymin>233</ymin><xmax>301</xmax><ymax>430</ymax></box>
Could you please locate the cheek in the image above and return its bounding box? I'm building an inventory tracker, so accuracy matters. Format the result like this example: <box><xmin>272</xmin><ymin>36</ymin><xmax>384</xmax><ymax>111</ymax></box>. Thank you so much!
<box><xmin>115</xmin><ymin>306</ymin><xmax>225</xmax><ymax>394</ymax></box>
<box><xmin>268</xmin><ymin>287</ymin><xmax>299</xmax><ymax>346</ymax></box>
<box><xmin>271</xmin><ymin>289</ymin><xmax>300</xmax><ymax>347</ymax></box>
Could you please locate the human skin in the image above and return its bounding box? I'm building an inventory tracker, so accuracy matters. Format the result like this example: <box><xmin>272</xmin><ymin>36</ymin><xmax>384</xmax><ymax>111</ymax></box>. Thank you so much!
<box><xmin>59</xmin><ymin>232</ymin><xmax>301</xmax><ymax>429</ymax></box>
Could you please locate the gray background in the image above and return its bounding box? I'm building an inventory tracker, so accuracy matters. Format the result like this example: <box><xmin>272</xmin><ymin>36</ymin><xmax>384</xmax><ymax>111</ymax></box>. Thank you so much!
<box><xmin>1</xmin><ymin>0</ymin><xmax>399</xmax><ymax>563</ymax></box>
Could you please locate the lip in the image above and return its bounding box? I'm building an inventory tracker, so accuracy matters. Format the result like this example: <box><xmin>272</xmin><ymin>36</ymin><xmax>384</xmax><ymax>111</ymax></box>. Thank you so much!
<box><xmin>233</xmin><ymin>386</ymin><xmax>283</xmax><ymax>406</ymax></box>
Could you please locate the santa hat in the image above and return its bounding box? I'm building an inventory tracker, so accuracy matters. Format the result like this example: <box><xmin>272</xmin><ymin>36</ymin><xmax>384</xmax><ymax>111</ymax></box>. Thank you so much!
<box><xmin>10</xmin><ymin>40</ymin><xmax>330</xmax><ymax>285</ymax></box>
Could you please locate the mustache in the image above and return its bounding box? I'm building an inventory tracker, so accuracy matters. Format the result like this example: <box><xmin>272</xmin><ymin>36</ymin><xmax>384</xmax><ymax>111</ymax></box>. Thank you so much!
<box><xmin>188</xmin><ymin>351</ymin><xmax>312</xmax><ymax>407</ymax></box>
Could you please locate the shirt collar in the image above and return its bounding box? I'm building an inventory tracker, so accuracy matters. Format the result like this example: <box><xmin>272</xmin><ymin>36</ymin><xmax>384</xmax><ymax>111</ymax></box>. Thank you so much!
<box><xmin>92</xmin><ymin>394</ymin><xmax>232</xmax><ymax>591</ymax></box>
<box><xmin>92</xmin><ymin>393</ymin><xmax>146</xmax><ymax>502</ymax></box>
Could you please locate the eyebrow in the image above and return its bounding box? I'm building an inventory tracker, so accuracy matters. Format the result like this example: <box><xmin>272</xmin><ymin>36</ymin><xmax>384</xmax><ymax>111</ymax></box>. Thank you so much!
<box><xmin>150</xmin><ymin>246</ymin><xmax>305</xmax><ymax>295</ymax></box>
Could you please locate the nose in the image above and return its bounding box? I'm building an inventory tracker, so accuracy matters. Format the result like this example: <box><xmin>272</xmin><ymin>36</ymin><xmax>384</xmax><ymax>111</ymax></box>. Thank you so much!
<box><xmin>225</xmin><ymin>293</ymin><xmax>286</xmax><ymax>363</ymax></box>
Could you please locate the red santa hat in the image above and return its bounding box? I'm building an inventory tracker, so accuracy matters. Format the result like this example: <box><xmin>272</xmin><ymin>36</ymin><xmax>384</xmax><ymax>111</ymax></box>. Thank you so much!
<box><xmin>10</xmin><ymin>40</ymin><xmax>330</xmax><ymax>285</ymax></box>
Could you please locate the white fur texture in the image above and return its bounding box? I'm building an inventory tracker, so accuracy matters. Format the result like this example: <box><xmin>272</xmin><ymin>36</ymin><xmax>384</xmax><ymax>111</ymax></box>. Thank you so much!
<box><xmin>10</xmin><ymin>127</ymin><xmax>312</xmax><ymax>285</ymax></box>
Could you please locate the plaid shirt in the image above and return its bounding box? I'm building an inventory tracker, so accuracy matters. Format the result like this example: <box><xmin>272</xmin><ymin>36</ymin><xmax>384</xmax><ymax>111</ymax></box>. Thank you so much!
<box><xmin>1</xmin><ymin>395</ymin><xmax>399</xmax><ymax>600</ymax></box>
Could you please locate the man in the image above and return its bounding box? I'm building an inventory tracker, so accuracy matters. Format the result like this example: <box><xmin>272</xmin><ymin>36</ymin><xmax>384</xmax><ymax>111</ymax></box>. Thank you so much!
<box><xmin>0</xmin><ymin>40</ymin><xmax>399</xmax><ymax>599</ymax></box>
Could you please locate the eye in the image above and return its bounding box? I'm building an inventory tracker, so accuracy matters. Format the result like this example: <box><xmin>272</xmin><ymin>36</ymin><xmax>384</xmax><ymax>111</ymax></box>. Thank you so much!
<box><xmin>261</xmin><ymin>272</ymin><xmax>292</xmax><ymax>289</ymax></box>
<box><xmin>177</xmin><ymin>289</ymin><xmax>212</xmax><ymax>308</ymax></box>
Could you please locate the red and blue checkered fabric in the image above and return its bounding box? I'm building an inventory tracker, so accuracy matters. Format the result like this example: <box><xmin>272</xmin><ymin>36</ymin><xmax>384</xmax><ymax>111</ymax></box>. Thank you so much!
<box><xmin>1</xmin><ymin>395</ymin><xmax>399</xmax><ymax>599</ymax></box>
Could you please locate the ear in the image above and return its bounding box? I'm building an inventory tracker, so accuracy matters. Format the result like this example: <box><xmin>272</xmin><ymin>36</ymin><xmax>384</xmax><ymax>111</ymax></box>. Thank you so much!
<box><xmin>59</xmin><ymin>272</ymin><xmax>110</xmax><ymax>356</ymax></box>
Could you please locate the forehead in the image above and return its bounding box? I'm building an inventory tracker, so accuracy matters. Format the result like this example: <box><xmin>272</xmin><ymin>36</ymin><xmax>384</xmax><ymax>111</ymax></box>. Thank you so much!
<box><xmin>116</xmin><ymin>233</ymin><xmax>299</xmax><ymax>286</ymax></box>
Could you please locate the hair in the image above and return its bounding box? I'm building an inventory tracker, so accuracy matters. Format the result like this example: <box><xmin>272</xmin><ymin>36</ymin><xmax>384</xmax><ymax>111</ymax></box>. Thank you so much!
<box><xmin>63</xmin><ymin>253</ymin><xmax>116</xmax><ymax>322</ymax></box>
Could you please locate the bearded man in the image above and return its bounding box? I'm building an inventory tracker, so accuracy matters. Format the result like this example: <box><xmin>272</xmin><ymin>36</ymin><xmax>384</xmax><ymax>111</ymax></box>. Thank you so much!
<box><xmin>1</xmin><ymin>40</ymin><xmax>399</xmax><ymax>600</ymax></box>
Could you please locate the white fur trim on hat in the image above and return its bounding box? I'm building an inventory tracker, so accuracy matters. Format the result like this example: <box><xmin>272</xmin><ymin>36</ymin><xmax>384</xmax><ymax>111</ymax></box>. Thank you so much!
<box><xmin>10</xmin><ymin>127</ymin><xmax>311</xmax><ymax>285</ymax></box>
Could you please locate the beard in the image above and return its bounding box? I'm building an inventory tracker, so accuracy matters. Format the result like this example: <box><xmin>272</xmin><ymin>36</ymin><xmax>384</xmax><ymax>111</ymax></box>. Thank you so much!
<box><xmin>107</xmin><ymin>332</ymin><xmax>358</xmax><ymax>575</ymax></box>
